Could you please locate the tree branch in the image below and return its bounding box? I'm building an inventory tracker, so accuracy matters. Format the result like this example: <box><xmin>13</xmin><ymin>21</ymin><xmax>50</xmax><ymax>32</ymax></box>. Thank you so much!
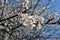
<box><xmin>10</xmin><ymin>23</ymin><xmax>25</xmax><ymax>31</ymax></box>
<box><xmin>0</xmin><ymin>14</ymin><xmax>18</xmax><ymax>22</ymax></box>
<box><xmin>31</xmin><ymin>0</ymin><xmax>40</xmax><ymax>14</ymax></box>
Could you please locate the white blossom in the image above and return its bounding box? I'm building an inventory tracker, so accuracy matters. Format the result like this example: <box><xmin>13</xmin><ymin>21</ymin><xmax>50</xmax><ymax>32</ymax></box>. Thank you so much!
<box><xmin>47</xmin><ymin>6</ymin><xmax>50</xmax><ymax>8</ymax></box>
<box><xmin>54</xmin><ymin>12</ymin><xmax>59</xmax><ymax>16</ymax></box>
<box><xmin>25</xmin><ymin>0</ymin><xmax>29</xmax><ymax>4</ymax></box>
<box><xmin>43</xmin><ymin>7</ymin><xmax>46</xmax><ymax>10</ymax></box>
<box><xmin>21</xmin><ymin>13</ymin><xmax>45</xmax><ymax>31</ymax></box>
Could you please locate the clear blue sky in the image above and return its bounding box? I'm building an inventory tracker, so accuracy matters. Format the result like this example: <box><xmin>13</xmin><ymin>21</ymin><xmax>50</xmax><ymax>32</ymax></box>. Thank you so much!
<box><xmin>50</xmin><ymin>0</ymin><xmax>60</xmax><ymax>13</ymax></box>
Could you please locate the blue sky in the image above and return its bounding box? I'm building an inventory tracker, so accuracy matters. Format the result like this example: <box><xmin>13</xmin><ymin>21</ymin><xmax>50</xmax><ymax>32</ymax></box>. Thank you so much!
<box><xmin>8</xmin><ymin>0</ymin><xmax>24</xmax><ymax>5</ymax></box>
<box><xmin>51</xmin><ymin>0</ymin><xmax>60</xmax><ymax>13</ymax></box>
<box><xmin>8</xmin><ymin>0</ymin><xmax>60</xmax><ymax>12</ymax></box>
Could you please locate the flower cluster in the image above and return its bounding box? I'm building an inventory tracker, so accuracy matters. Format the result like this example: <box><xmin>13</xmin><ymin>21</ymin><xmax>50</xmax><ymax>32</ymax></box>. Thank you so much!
<box><xmin>21</xmin><ymin>13</ymin><xmax>45</xmax><ymax>31</ymax></box>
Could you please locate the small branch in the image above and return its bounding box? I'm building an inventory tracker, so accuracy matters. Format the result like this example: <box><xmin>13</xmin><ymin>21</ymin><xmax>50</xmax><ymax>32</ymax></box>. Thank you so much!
<box><xmin>45</xmin><ymin>18</ymin><xmax>54</xmax><ymax>24</ymax></box>
<box><xmin>0</xmin><ymin>29</ymin><xmax>10</xmax><ymax>35</ymax></box>
<box><xmin>22</xmin><ymin>6</ymin><xmax>31</xmax><ymax>13</ymax></box>
<box><xmin>31</xmin><ymin>0</ymin><xmax>40</xmax><ymax>14</ymax></box>
<box><xmin>0</xmin><ymin>14</ymin><xmax>18</xmax><ymax>22</ymax></box>
<box><xmin>45</xmin><ymin>18</ymin><xmax>60</xmax><ymax>24</ymax></box>
<box><xmin>10</xmin><ymin>23</ymin><xmax>25</xmax><ymax>31</ymax></box>
<box><xmin>45</xmin><ymin>1</ymin><xmax>50</xmax><ymax>7</ymax></box>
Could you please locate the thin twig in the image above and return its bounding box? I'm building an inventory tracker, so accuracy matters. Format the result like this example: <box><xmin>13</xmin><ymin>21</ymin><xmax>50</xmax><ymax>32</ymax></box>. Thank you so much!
<box><xmin>0</xmin><ymin>14</ymin><xmax>18</xmax><ymax>22</ymax></box>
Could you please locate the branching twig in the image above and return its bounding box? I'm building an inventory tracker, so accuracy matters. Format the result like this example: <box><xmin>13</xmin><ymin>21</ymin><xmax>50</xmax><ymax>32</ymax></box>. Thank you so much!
<box><xmin>45</xmin><ymin>18</ymin><xmax>54</xmax><ymax>24</ymax></box>
<box><xmin>31</xmin><ymin>0</ymin><xmax>40</xmax><ymax>14</ymax></box>
<box><xmin>10</xmin><ymin>23</ymin><xmax>25</xmax><ymax>31</ymax></box>
<box><xmin>0</xmin><ymin>14</ymin><xmax>18</xmax><ymax>22</ymax></box>
<box><xmin>22</xmin><ymin>6</ymin><xmax>31</xmax><ymax>13</ymax></box>
<box><xmin>0</xmin><ymin>29</ymin><xmax>10</xmax><ymax>35</ymax></box>
<box><xmin>45</xmin><ymin>18</ymin><xmax>60</xmax><ymax>24</ymax></box>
